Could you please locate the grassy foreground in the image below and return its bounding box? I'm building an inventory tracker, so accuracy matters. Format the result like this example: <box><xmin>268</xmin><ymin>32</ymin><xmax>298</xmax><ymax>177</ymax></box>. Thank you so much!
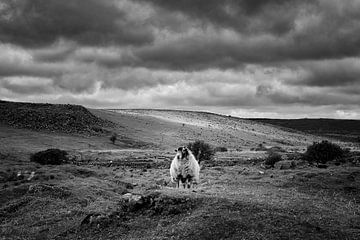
<box><xmin>1</xmin><ymin>147</ymin><xmax>360</xmax><ymax>240</ymax></box>
<box><xmin>0</xmin><ymin>102</ymin><xmax>359</xmax><ymax>239</ymax></box>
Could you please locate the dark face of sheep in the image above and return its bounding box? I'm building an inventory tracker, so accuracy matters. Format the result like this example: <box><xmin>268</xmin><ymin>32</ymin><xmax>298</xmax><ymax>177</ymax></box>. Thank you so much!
<box><xmin>175</xmin><ymin>146</ymin><xmax>189</xmax><ymax>160</ymax></box>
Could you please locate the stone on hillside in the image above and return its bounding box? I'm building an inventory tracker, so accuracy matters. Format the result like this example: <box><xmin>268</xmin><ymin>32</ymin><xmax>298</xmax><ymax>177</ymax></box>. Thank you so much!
<box><xmin>274</xmin><ymin>160</ymin><xmax>296</xmax><ymax>170</ymax></box>
<box><xmin>122</xmin><ymin>193</ymin><xmax>143</xmax><ymax>203</ymax></box>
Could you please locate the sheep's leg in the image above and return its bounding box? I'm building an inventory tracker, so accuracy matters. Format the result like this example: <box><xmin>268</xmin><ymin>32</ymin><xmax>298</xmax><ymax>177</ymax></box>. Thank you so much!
<box><xmin>187</xmin><ymin>179</ymin><xmax>191</xmax><ymax>189</ymax></box>
<box><xmin>192</xmin><ymin>181</ymin><xmax>197</xmax><ymax>190</ymax></box>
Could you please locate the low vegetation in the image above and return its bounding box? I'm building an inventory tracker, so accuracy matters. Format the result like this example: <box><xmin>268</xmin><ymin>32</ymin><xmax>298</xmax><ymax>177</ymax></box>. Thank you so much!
<box><xmin>30</xmin><ymin>149</ymin><xmax>69</xmax><ymax>165</ymax></box>
<box><xmin>187</xmin><ymin>140</ymin><xmax>215</xmax><ymax>163</ymax></box>
<box><xmin>264</xmin><ymin>151</ymin><xmax>282</xmax><ymax>167</ymax></box>
<box><xmin>214</xmin><ymin>146</ymin><xmax>228</xmax><ymax>152</ymax></box>
<box><xmin>1</xmin><ymin>101</ymin><xmax>360</xmax><ymax>239</ymax></box>
<box><xmin>249</xmin><ymin>118</ymin><xmax>360</xmax><ymax>143</ymax></box>
<box><xmin>0</xmin><ymin>100</ymin><xmax>115</xmax><ymax>134</ymax></box>
<box><xmin>110</xmin><ymin>133</ymin><xmax>117</xmax><ymax>144</ymax></box>
<box><xmin>303</xmin><ymin>140</ymin><xmax>345</xmax><ymax>164</ymax></box>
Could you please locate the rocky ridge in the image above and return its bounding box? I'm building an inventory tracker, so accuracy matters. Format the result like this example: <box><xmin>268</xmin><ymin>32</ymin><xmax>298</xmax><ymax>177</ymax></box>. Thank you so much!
<box><xmin>0</xmin><ymin>100</ymin><xmax>115</xmax><ymax>134</ymax></box>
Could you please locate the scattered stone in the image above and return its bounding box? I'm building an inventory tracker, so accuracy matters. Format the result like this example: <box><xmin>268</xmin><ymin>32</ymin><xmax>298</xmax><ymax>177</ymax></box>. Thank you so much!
<box><xmin>155</xmin><ymin>179</ymin><xmax>168</xmax><ymax>186</ymax></box>
<box><xmin>81</xmin><ymin>213</ymin><xmax>108</xmax><ymax>226</ymax></box>
<box><xmin>274</xmin><ymin>160</ymin><xmax>296</xmax><ymax>170</ymax></box>
<box><xmin>260</xmin><ymin>163</ymin><xmax>272</xmax><ymax>169</ymax></box>
<box><xmin>122</xmin><ymin>193</ymin><xmax>143</xmax><ymax>203</ymax></box>
<box><xmin>27</xmin><ymin>171</ymin><xmax>35</xmax><ymax>181</ymax></box>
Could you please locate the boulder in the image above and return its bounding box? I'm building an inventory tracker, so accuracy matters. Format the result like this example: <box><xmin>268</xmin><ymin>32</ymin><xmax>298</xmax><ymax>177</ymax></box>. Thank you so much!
<box><xmin>274</xmin><ymin>160</ymin><xmax>296</xmax><ymax>170</ymax></box>
<box><xmin>122</xmin><ymin>193</ymin><xmax>143</xmax><ymax>203</ymax></box>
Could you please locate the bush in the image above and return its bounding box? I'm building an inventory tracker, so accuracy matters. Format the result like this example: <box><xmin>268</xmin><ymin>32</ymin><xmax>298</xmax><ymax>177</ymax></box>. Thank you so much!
<box><xmin>30</xmin><ymin>149</ymin><xmax>69</xmax><ymax>165</ymax></box>
<box><xmin>303</xmin><ymin>140</ymin><xmax>344</xmax><ymax>164</ymax></box>
<box><xmin>110</xmin><ymin>134</ymin><xmax>117</xmax><ymax>144</ymax></box>
<box><xmin>254</xmin><ymin>143</ymin><xmax>267</xmax><ymax>151</ymax></box>
<box><xmin>214</xmin><ymin>146</ymin><xmax>228</xmax><ymax>152</ymax></box>
<box><xmin>264</xmin><ymin>152</ymin><xmax>282</xmax><ymax>167</ymax></box>
<box><xmin>187</xmin><ymin>140</ymin><xmax>215</xmax><ymax>163</ymax></box>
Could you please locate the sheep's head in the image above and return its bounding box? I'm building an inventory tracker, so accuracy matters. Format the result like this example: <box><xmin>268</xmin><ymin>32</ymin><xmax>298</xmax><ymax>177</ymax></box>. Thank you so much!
<box><xmin>175</xmin><ymin>146</ymin><xmax>189</xmax><ymax>160</ymax></box>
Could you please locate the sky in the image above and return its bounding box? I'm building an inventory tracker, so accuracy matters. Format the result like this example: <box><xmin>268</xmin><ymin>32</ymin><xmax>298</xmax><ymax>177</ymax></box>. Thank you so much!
<box><xmin>0</xmin><ymin>0</ymin><xmax>360</xmax><ymax>119</ymax></box>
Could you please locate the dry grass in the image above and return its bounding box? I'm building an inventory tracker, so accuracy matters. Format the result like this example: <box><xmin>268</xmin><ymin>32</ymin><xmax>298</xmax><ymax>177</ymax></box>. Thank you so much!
<box><xmin>1</xmin><ymin>107</ymin><xmax>360</xmax><ymax>239</ymax></box>
<box><xmin>1</xmin><ymin>146</ymin><xmax>360</xmax><ymax>239</ymax></box>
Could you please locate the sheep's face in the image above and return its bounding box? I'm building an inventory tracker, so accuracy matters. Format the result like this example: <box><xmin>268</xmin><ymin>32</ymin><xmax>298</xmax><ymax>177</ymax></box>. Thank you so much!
<box><xmin>175</xmin><ymin>146</ymin><xmax>189</xmax><ymax>160</ymax></box>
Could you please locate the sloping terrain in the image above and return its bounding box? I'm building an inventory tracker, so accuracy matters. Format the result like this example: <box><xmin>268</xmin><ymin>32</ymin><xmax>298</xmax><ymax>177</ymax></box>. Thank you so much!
<box><xmin>249</xmin><ymin>118</ymin><xmax>360</xmax><ymax>143</ymax></box>
<box><xmin>0</xmin><ymin>101</ymin><xmax>337</xmax><ymax>152</ymax></box>
<box><xmin>93</xmin><ymin>109</ymin><xmax>329</xmax><ymax>151</ymax></box>
<box><xmin>1</xmin><ymin>101</ymin><xmax>360</xmax><ymax>239</ymax></box>
<box><xmin>0</xmin><ymin>100</ymin><xmax>114</xmax><ymax>134</ymax></box>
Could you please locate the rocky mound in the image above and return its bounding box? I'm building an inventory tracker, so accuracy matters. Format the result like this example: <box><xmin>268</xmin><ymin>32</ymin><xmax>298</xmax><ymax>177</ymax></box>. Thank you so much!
<box><xmin>30</xmin><ymin>149</ymin><xmax>69</xmax><ymax>165</ymax></box>
<box><xmin>0</xmin><ymin>100</ymin><xmax>115</xmax><ymax>134</ymax></box>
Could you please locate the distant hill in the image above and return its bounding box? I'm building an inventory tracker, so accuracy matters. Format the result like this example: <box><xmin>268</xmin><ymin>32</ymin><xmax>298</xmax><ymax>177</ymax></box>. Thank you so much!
<box><xmin>248</xmin><ymin>118</ymin><xmax>360</xmax><ymax>143</ymax></box>
<box><xmin>93</xmin><ymin>109</ymin><xmax>329</xmax><ymax>150</ymax></box>
<box><xmin>0</xmin><ymin>100</ymin><xmax>115</xmax><ymax>134</ymax></box>
<box><xmin>2</xmin><ymin>100</ymin><xmax>355</xmax><ymax>149</ymax></box>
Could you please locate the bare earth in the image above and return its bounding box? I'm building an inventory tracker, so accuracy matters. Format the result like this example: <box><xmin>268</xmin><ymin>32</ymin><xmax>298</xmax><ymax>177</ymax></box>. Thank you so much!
<box><xmin>1</xmin><ymin>109</ymin><xmax>360</xmax><ymax>239</ymax></box>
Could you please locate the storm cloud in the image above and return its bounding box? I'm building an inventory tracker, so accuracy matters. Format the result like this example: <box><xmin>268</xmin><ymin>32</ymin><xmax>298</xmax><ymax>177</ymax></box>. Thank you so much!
<box><xmin>0</xmin><ymin>0</ymin><xmax>153</xmax><ymax>47</ymax></box>
<box><xmin>0</xmin><ymin>0</ymin><xmax>359</xmax><ymax>118</ymax></box>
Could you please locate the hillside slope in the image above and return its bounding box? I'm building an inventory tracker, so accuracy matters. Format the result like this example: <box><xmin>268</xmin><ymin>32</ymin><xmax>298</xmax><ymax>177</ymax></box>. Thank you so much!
<box><xmin>248</xmin><ymin>118</ymin><xmax>360</xmax><ymax>143</ymax></box>
<box><xmin>92</xmin><ymin>109</ymin><xmax>331</xmax><ymax>151</ymax></box>
<box><xmin>1</xmin><ymin>103</ymin><xmax>360</xmax><ymax>240</ymax></box>
<box><xmin>0</xmin><ymin>100</ymin><xmax>115</xmax><ymax>134</ymax></box>
<box><xmin>0</xmin><ymin>100</ymin><xmax>350</xmax><ymax>152</ymax></box>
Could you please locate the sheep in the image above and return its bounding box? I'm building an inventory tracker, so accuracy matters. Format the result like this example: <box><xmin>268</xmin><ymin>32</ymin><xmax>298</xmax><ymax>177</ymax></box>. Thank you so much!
<box><xmin>170</xmin><ymin>146</ymin><xmax>200</xmax><ymax>189</ymax></box>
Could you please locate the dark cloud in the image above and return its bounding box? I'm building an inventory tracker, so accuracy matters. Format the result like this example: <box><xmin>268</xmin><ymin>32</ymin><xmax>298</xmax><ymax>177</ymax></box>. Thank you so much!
<box><xmin>0</xmin><ymin>0</ymin><xmax>153</xmax><ymax>47</ymax></box>
<box><xmin>0</xmin><ymin>0</ymin><xmax>359</xmax><ymax>118</ymax></box>
<box><xmin>140</xmin><ymin>0</ymin><xmax>301</xmax><ymax>35</ymax></box>
<box><xmin>32</xmin><ymin>40</ymin><xmax>77</xmax><ymax>62</ymax></box>
<box><xmin>120</xmin><ymin>0</ymin><xmax>360</xmax><ymax>70</ymax></box>
<box><xmin>0</xmin><ymin>60</ymin><xmax>65</xmax><ymax>78</ymax></box>
<box><xmin>255</xmin><ymin>83</ymin><xmax>360</xmax><ymax>106</ymax></box>
<box><xmin>288</xmin><ymin>59</ymin><xmax>360</xmax><ymax>87</ymax></box>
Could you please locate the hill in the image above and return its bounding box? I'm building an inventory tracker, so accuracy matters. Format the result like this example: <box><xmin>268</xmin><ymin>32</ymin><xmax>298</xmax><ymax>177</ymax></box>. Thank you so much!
<box><xmin>248</xmin><ymin>118</ymin><xmax>360</xmax><ymax>143</ymax></box>
<box><xmin>0</xmin><ymin>101</ymin><xmax>351</xmax><ymax>152</ymax></box>
<box><xmin>1</xmin><ymin>102</ymin><xmax>360</xmax><ymax>239</ymax></box>
<box><xmin>0</xmin><ymin>100</ymin><xmax>115</xmax><ymax>134</ymax></box>
<box><xmin>94</xmin><ymin>109</ymin><xmax>330</xmax><ymax>150</ymax></box>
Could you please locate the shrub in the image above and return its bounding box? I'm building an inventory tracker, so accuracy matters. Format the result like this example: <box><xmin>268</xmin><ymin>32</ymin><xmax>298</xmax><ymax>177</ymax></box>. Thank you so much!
<box><xmin>214</xmin><ymin>146</ymin><xmax>228</xmax><ymax>152</ymax></box>
<box><xmin>286</xmin><ymin>152</ymin><xmax>303</xmax><ymax>161</ymax></box>
<box><xmin>254</xmin><ymin>143</ymin><xmax>267</xmax><ymax>151</ymax></box>
<box><xmin>30</xmin><ymin>149</ymin><xmax>69</xmax><ymax>165</ymax></box>
<box><xmin>264</xmin><ymin>152</ymin><xmax>282</xmax><ymax>167</ymax></box>
<box><xmin>303</xmin><ymin>140</ymin><xmax>344</xmax><ymax>164</ymax></box>
<box><xmin>110</xmin><ymin>133</ymin><xmax>117</xmax><ymax>144</ymax></box>
<box><xmin>187</xmin><ymin>140</ymin><xmax>215</xmax><ymax>163</ymax></box>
